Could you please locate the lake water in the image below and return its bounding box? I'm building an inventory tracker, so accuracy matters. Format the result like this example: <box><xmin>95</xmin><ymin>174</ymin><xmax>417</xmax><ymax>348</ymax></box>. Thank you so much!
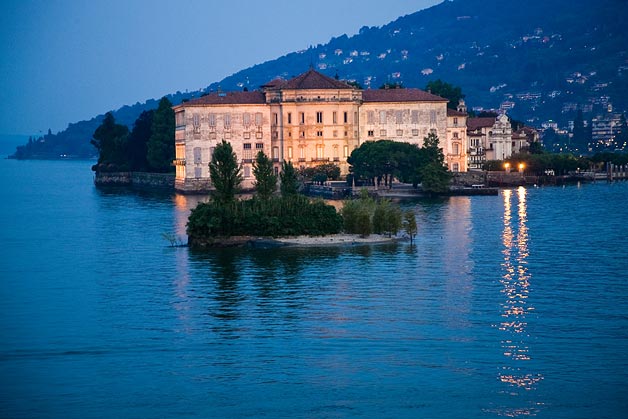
<box><xmin>1</xmin><ymin>159</ymin><xmax>627</xmax><ymax>418</ymax></box>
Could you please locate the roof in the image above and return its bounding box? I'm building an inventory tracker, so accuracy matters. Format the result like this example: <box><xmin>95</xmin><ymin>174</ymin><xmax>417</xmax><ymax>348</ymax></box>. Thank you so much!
<box><xmin>362</xmin><ymin>88</ymin><xmax>447</xmax><ymax>103</ymax></box>
<box><xmin>179</xmin><ymin>91</ymin><xmax>266</xmax><ymax>106</ymax></box>
<box><xmin>447</xmin><ymin>108</ymin><xmax>467</xmax><ymax>117</ymax></box>
<box><xmin>276</xmin><ymin>69</ymin><xmax>354</xmax><ymax>90</ymax></box>
<box><xmin>467</xmin><ymin>117</ymin><xmax>496</xmax><ymax>131</ymax></box>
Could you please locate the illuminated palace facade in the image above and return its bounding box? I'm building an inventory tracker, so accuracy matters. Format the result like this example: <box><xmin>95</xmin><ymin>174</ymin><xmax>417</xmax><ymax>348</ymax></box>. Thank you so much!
<box><xmin>173</xmin><ymin>69</ymin><xmax>468</xmax><ymax>192</ymax></box>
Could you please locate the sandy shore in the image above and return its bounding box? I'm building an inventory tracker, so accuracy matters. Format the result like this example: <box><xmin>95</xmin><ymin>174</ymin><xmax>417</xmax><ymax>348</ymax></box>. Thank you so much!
<box><xmin>272</xmin><ymin>233</ymin><xmax>399</xmax><ymax>247</ymax></box>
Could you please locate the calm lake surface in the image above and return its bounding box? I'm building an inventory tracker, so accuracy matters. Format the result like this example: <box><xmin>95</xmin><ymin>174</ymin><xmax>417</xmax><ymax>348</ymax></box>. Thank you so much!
<box><xmin>1</xmin><ymin>159</ymin><xmax>627</xmax><ymax>418</ymax></box>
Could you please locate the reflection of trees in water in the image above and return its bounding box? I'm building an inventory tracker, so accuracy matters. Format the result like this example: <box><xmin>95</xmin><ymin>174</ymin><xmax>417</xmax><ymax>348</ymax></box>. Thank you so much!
<box><xmin>187</xmin><ymin>243</ymin><xmax>401</xmax><ymax>333</ymax></box>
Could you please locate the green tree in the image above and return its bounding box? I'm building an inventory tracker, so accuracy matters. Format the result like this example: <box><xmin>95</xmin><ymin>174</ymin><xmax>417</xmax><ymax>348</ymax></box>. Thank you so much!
<box><xmin>253</xmin><ymin>150</ymin><xmax>277</xmax><ymax>199</ymax></box>
<box><xmin>571</xmin><ymin>110</ymin><xmax>588</xmax><ymax>152</ymax></box>
<box><xmin>425</xmin><ymin>79</ymin><xmax>465</xmax><ymax>109</ymax></box>
<box><xmin>403</xmin><ymin>210</ymin><xmax>418</xmax><ymax>244</ymax></box>
<box><xmin>147</xmin><ymin>97</ymin><xmax>175</xmax><ymax>172</ymax></box>
<box><xmin>420</xmin><ymin>133</ymin><xmax>451</xmax><ymax>194</ymax></box>
<box><xmin>209</xmin><ymin>140</ymin><xmax>243</xmax><ymax>204</ymax></box>
<box><xmin>91</xmin><ymin>112</ymin><xmax>129</xmax><ymax>169</ymax></box>
<box><xmin>127</xmin><ymin>110</ymin><xmax>153</xmax><ymax>171</ymax></box>
<box><xmin>280</xmin><ymin>161</ymin><xmax>299</xmax><ymax>196</ymax></box>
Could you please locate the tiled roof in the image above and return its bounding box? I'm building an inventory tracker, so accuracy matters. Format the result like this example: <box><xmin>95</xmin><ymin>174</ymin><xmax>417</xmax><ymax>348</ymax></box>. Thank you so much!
<box><xmin>467</xmin><ymin>117</ymin><xmax>496</xmax><ymax>131</ymax></box>
<box><xmin>362</xmin><ymin>88</ymin><xmax>447</xmax><ymax>103</ymax></box>
<box><xmin>278</xmin><ymin>69</ymin><xmax>354</xmax><ymax>90</ymax></box>
<box><xmin>447</xmin><ymin>108</ymin><xmax>467</xmax><ymax>117</ymax></box>
<box><xmin>180</xmin><ymin>91</ymin><xmax>266</xmax><ymax>106</ymax></box>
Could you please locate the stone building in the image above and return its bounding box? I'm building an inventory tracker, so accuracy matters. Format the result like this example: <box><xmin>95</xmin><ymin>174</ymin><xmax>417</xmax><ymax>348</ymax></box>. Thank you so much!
<box><xmin>467</xmin><ymin>114</ymin><xmax>513</xmax><ymax>170</ymax></box>
<box><xmin>173</xmin><ymin>69</ymin><xmax>466</xmax><ymax>192</ymax></box>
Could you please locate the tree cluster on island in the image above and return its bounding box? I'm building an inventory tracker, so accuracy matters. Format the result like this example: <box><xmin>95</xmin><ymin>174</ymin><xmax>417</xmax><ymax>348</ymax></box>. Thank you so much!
<box><xmin>90</xmin><ymin>97</ymin><xmax>175</xmax><ymax>173</ymax></box>
<box><xmin>186</xmin><ymin>141</ymin><xmax>420</xmax><ymax>248</ymax></box>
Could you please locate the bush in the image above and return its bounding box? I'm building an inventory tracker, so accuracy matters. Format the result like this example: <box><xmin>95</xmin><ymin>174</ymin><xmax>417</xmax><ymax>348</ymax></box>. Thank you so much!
<box><xmin>187</xmin><ymin>195</ymin><xmax>343</xmax><ymax>239</ymax></box>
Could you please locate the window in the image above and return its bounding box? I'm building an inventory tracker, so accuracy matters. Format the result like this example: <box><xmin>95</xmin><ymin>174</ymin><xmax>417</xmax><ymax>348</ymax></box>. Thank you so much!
<box><xmin>224</xmin><ymin>132</ymin><xmax>231</xmax><ymax>139</ymax></box>
<box><xmin>411</xmin><ymin>110</ymin><xmax>419</xmax><ymax>124</ymax></box>
<box><xmin>255</xmin><ymin>143</ymin><xmax>264</xmax><ymax>150</ymax></box>
<box><xmin>453</xmin><ymin>117</ymin><xmax>458</xmax><ymax>126</ymax></box>
<box><xmin>316</xmin><ymin>145</ymin><xmax>324</xmax><ymax>159</ymax></box>
<box><xmin>272</xmin><ymin>147</ymin><xmax>279</xmax><ymax>159</ymax></box>
<box><xmin>193</xmin><ymin>147</ymin><xmax>202</xmax><ymax>164</ymax></box>
<box><xmin>452</xmin><ymin>163</ymin><xmax>459</xmax><ymax>172</ymax></box>
<box><xmin>272</xmin><ymin>113</ymin><xmax>278</xmax><ymax>126</ymax></box>
<box><xmin>300</xmin><ymin>131</ymin><xmax>305</xmax><ymax>138</ymax></box>
<box><xmin>354</xmin><ymin>112</ymin><xmax>358</xmax><ymax>124</ymax></box>
<box><xmin>395</xmin><ymin>110</ymin><xmax>402</xmax><ymax>124</ymax></box>
<box><xmin>316</xmin><ymin>111</ymin><xmax>323</xmax><ymax>124</ymax></box>
<box><xmin>333</xmin><ymin>130</ymin><xmax>338</xmax><ymax>137</ymax></box>
<box><xmin>243</xmin><ymin>166</ymin><xmax>251</xmax><ymax>177</ymax></box>
<box><xmin>380</xmin><ymin>110</ymin><xmax>386</xmax><ymax>124</ymax></box>
<box><xmin>344</xmin><ymin>145</ymin><xmax>349</xmax><ymax>157</ymax></box>
<box><xmin>193</xmin><ymin>113</ymin><xmax>200</xmax><ymax>133</ymax></box>
<box><xmin>412</xmin><ymin>129</ymin><xmax>419</xmax><ymax>136</ymax></box>
<box><xmin>380</xmin><ymin>129</ymin><xmax>387</xmax><ymax>137</ymax></box>
<box><xmin>316</xmin><ymin>131</ymin><xmax>323</xmax><ymax>137</ymax></box>
<box><xmin>453</xmin><ymin>132</ymin><xmax>459</xmax><ymax>138</ymax></box>
<box><xmin>332</xmin><ymin>112</ymin><xmax>337</xmax><ymax>124</ymax></box>
<box><xmin>208</xmin><ymin>113</ymin><xmax>216</xmax><ymax>127</ymax></box>
<box><xmin>430</xmin><ymin>110</ymin><xmax>436</xmax><ymax>124</ymax></box>
<box><xmin>453</xmin><ymin>143</ymin><xmax>460</xmax><ymax>155</ymax></box>
<box><xmin>367</xmin><ymin>111</ymin><xmax>374</xmax><ymax>124</ymax></box>
<box><xmin>299</xmin><ymin>146</ymin><xmax>306</xmax><ymax>160</ymax></box>
<box><xmin>210</xmin><ymin>132</ymin><xmax>217</xmax><ymax>140</ymax></box>
<box><xmin>243</xmin><ymin>113</ymin><xmax>251</xmax><ymax>126</ymax></box>
<box><xmin>368</xmin><ymin>130</ymin><xmax>374</xmax><ymax>137</ymax></box>
<box><xmin>244</xmin><ymin>132</ymin><xmax>250</xmax><ymax>139</ymax></box>
<box><xmin>255</xmin><ymin>112</ymin><xmax>263</xmax><ymax>126</ymax></box>
<box><xmin>287</xmin><ymin>146</ymin><xmax>293</xmax><ymax>159</ymax></box>
<box><xmin>299</xmin><ymin>112</ymin><xmax>305</xmax><ymax>124</ymax></box>
<box><xmin>344</xmin><ymin>112</ymin><xmax>348</xmax><ymax>123</ymax></box>
<box><xmin>333</xmin><ymin>145</ymin><xmax>339</xmax><ymax>160</ymax></box>
<box><xmin>194</xmin><ymin>167</ymin><xmax>202</xmax><ymax>179</ymax></box>
<box><xmin>396</xmin><ymin>129</ymin><xmax>403</xmax><ymax>136</ymax></box>
<box><xmin>224</xmin><ymin>113</ymin><xmax>231</xmax><ymax>128</ymax></box>
<box><xmin>287</xmin><ymin>113</ymin><xmax>292</xmax><ymax>124</ymax></box>
<box><xmin>210</xmin><ymin>147</ymin><xmax>215</xmax><ymax>157</ymax></box>
<box><xmin>243</xmin><ymin>143</ymin><xmax>252</xmax><ymax>160</ymax></box>
<box><xmin>344</xmin><ymin>131</ymin><xmax>348</xmax><ymax>137</ymax></box>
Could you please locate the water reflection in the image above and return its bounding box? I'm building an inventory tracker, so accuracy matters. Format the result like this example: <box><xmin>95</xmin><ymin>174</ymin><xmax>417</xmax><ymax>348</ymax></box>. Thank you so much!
<box><xmin>497</xmin><ymin>187</ymin><xmax>543</xmax><ymax>416</ymax></box>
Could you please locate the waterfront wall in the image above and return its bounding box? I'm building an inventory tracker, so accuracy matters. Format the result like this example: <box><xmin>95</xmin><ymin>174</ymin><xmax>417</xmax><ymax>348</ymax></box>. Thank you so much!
<box><xmin>94</xmin><ymin>171</ymin><xmax>174</xmax><ymax>189</ymax></box>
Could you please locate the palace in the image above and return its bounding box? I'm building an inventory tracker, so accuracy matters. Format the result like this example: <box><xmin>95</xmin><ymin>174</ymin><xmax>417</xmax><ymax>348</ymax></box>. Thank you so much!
<box><xmin>172</xmin><ymin>69</ymin><xmax>469</xmax><ymax>192</ymax></box>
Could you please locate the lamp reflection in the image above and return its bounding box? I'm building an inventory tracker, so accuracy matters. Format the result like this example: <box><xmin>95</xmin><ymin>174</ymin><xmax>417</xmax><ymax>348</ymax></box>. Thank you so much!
<box><xmin>498</xmin><ymin>187</ymin><xmax>543</xmax><ymax>414</ymax></box>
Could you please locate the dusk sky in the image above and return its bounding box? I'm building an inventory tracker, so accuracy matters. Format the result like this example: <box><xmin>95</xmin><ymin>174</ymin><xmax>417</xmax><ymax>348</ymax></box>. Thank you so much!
<box><xmin>0</xmin><ymin>0</ymin><xmax>441</xmax><ymax>136</ymax></box>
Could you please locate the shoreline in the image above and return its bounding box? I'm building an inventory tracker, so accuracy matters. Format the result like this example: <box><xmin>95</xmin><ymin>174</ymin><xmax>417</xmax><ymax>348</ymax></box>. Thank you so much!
<box><xmin>270</xmin><ymin>233</ymin><xmax>400</xmax><ymax>247</ymax></box>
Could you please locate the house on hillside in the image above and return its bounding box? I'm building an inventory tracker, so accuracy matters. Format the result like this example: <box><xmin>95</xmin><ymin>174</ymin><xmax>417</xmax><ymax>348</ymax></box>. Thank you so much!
<box><xmin>172</xmin><ymin>69</ymin><xmax>464</xmax><ymax>192</ymax></box>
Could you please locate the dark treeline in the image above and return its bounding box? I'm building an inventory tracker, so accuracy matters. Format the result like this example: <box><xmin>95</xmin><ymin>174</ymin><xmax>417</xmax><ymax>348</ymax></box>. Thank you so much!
<box><xmin>91</xmin><ymin>97</ymin><xmax>174</xmax><ymax>173</ymax></box>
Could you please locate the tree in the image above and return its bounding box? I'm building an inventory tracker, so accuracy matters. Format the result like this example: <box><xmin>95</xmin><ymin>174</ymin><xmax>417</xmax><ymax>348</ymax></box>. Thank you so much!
<box><xmin>615</xmin><ymin>113</ymin><xmax>628</xmax><ymax>148</ymax></box>
<box><xmin>425</xmin><ymin>79</ymin><xmax>465</xmax><ymax>109</ymax></box>
<box><xmin>280</xmin><ymin>161</ymin><xmax>299</xmax><ymax>196</ymax></box>
<box><xmin>528</xmin><ymin>141</ymin><xmax>545</xmax><ymax>154</ymax></box>
<box><xmin>403</xmin><ymin>210</ymin><xmax>418</xmax><ymax>244</ymax></box>
<box><xmin>91</xmin><ymin>112</ymin><xmax>129</xmax><ymax>168</ymax></box>
<box><xmin>420</xmin><ymin>133</ymin><xmax>451</xmax><ymax>194</ymax></box>
<box><xmin>209</xmin><ymin>140</ymin><xmax>243</xmax><ymax>203</ymax></box>
<box><xmin>127</xmin><ymin>110</ymin><xmax>154</xmax><ymax>171</ymax></box>
<box><xmin>147</xmin><ymin>97</ymin><xmax>175</xmax><ymax>172</ymax></box>
<box><xmin>253</xmin><ymin>150</ymin><xmax>277</xmax><ymax>199</ymax></box>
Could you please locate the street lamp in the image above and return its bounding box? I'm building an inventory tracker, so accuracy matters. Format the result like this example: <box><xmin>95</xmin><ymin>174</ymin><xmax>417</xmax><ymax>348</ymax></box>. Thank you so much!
<box><xmin>504</xmin><ymin>162</ymin><xmax>511</xmax><ymax>173</ymax></box>
<box><xmin>518</xmin><ymin>163</ymin><xmax>525</xmax><ymax>173</ymax></box>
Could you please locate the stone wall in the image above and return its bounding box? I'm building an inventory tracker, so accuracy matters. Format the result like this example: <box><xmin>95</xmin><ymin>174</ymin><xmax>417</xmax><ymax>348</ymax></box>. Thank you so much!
<box><xmin>94</xmin><ymin>171</ymin><xmax>174</xmax><ymax>189</ymax></box>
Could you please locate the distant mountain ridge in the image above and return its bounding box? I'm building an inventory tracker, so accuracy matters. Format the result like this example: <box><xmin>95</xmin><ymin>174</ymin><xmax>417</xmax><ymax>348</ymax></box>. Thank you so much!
<box><xmin>12</xmin><ymin>0</ymin><xmax>628</xmax><ymax>159</ymax></box>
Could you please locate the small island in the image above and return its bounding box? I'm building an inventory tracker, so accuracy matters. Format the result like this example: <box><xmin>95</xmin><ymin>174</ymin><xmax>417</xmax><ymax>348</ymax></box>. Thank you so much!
<box><xmin>186</xmin><ymin>141</ymin><xmax>418</xmax><ymax>248</ymax></box>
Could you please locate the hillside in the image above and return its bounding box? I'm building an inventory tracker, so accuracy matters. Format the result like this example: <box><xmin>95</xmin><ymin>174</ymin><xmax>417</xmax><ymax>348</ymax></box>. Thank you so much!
<box><xmin>12</xmin><ymin>0</ymin><xmax>628</xmax><ymax>159</ymax></box>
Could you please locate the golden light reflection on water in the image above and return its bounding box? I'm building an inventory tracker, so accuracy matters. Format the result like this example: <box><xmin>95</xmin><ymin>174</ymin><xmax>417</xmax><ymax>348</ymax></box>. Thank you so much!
<box><xmin>497</xmin><ymin>187</ymin><xmax>543</xmax><ymax>416</ymax></box>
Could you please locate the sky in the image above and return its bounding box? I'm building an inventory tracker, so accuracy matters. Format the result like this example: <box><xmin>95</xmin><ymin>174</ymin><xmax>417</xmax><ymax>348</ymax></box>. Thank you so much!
<box><xmin>0</xmin><ymin>0</ymin><xmax>441</xmax><ymax>136</ymax></box>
